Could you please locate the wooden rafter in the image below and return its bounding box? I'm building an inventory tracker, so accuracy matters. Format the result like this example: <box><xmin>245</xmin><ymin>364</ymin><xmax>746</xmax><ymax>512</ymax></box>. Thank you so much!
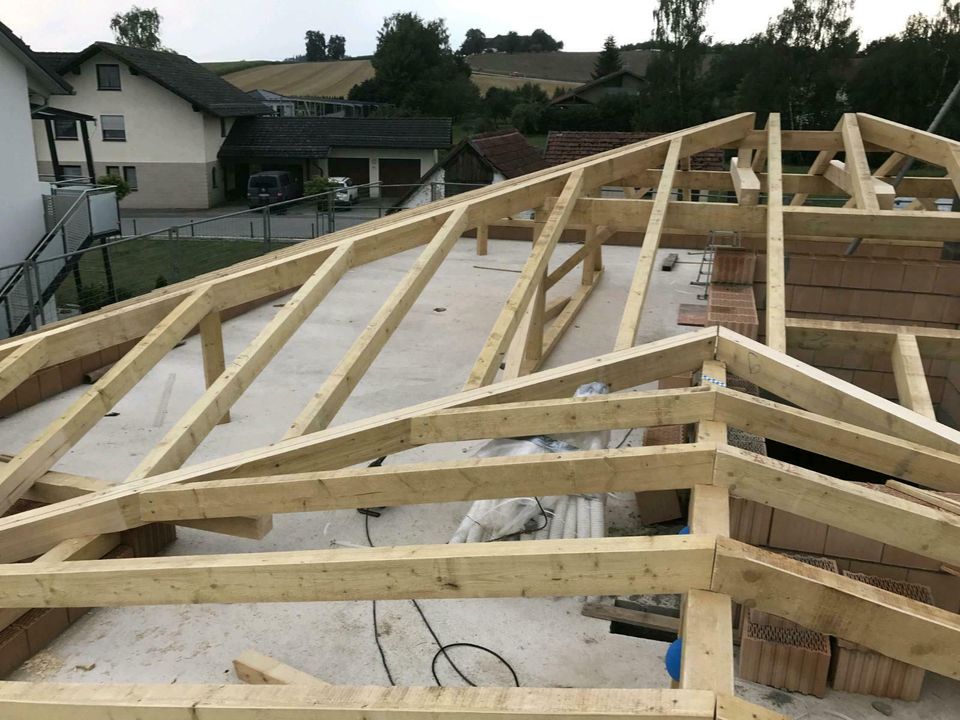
<box><xmin>0</xmin><ymin>113</ymin><xmax>958</xmax><ymax>718</ymax></box>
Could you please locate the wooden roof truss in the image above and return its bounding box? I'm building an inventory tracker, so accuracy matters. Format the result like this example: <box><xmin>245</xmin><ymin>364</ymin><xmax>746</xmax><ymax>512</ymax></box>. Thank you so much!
<box><xmin>0</xmin><ymin>112</ymin><xmax>958</xmax><ymax>718</ymax></box>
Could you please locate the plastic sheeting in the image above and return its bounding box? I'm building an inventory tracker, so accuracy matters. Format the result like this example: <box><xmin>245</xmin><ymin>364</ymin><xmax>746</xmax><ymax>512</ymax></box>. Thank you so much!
<box><xmin>450</xmin><ymin>382</ymin><xmax>612</xmax><ymax>543</ymax></box>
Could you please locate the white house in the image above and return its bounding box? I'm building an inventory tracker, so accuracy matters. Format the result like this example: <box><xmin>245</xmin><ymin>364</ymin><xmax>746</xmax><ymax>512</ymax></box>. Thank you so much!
<box><xmin>32</xmin><ymin>42</ymin><xmax>268</xmax><ymax>209</ymax></box>
<box><xmin>0</xmin><ymin>20</ymin><xmax>73</xmax><ymax>267</ymax></box>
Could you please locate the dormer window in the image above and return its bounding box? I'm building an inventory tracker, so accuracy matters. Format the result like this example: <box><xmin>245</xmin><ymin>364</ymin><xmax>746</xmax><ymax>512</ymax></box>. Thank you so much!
<box><xmin>97</xmin><ymin>64</ymin><xmax>121</xmax><ymax>90</ymax></box>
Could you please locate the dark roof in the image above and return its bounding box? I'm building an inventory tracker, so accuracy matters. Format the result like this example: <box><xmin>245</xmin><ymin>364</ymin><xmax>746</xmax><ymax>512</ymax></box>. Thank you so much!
<box><xmin>543</xmin><ymin>131</ymin><xmax>724</xmax><ymax>171</ymax></box>
<box><xmin>49</xmin><ymin>42</ymin><xmax>268</xmax><ymax>117</ymax></box>
<box><xmin>549</xmin><ymin>69</ymin><xmax>646</xmax><ymax>106</ymax></box>
<box><xmin>392</xmin><ymin>128</ymin><xmax>546</xmax><ymax>208</ymax></box>
<box><xmin>0</xmin><ymin>21</ymin><xmax>72</xmax><ymax>94</ymax></box>
<box><xmin>467</xmin><ymin>128</ymin><xmax>547</xmax><ymax>179</ymax></box>
<box><xmin>219</xmin><ymin>116</ymin><xmax>453</xmax><ymax>159</ymax></box>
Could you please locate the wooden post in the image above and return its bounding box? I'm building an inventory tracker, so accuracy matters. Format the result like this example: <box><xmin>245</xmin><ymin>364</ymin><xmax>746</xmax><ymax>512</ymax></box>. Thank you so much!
<box><xmin>891</xmin><ymin>333</ymin><xmax>936</xmax><ymax>420</ymax></box>
<box><xmin>476</xmin><ymin>224</ymin><xmax>488</xmax><ymax>256</ymax></box>
<box><xmin>199</xmin><ymin>311</ymin><xmax>229</xmax><ymax>425</ymax></box>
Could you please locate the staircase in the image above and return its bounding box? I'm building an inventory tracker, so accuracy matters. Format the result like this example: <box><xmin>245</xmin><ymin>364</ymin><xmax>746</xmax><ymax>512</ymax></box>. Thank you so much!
<box><xmin>0</xmin><ymin>185</ymin><xmax>120</xmax><ymax>339</ymax></box>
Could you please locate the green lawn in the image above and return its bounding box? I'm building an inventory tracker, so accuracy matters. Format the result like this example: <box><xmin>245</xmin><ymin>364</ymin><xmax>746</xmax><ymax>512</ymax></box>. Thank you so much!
<box><xmin>56</xmin><ymin>238</ymin><xmax>271</xmax><ymax>312</ymax></box>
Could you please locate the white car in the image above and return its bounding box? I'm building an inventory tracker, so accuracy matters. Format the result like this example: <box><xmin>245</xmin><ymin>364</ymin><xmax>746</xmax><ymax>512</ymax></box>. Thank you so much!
<box><xmin>329</xmin><ymin>176</ymin><xmax>358</xmax><ymax>205</ymax></box>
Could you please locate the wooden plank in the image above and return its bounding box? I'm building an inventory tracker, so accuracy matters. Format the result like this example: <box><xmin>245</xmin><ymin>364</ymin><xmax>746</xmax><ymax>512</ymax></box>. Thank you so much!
<box><xmin>713</xmin><ymin>537</ymin><xmax>960</xmax><ymax>680</ymax></box>
<box><xmin>714</xmin><ymin>446</ymin><xmax>960</xmax><ymax>567</ymax></box>
<box><xmin>465</xmin><ymin>170</ymin><xmax>585</xmax><ymax>389</ymax></box>
<box><xmin>139</xmin><ymin>444</ymin><xmax>716</xmax><ymax>522</ymax></box>
<box><xmin>0</xmin><ymin>286</ymin><xmax>215</xmax><ymax>515</ymax></box>
<box><xmin>409</xmin><ymin>386</ymin><xmax>715</xmax><ymax>445</ymax></box>
<box><xmin>679</xmin><ymin>589</ymin><xmax>734</xmax><ymax>694</ymax></box>
<box><xmin>891</xmin><ymin>334</ymin><xmax>936</xmax><ymax>420</ymax></box>
<box><xmin>716</xmin><ymin>327</ymin><xmax>960</xmax><ymax>455</ymax></box>
<box><xmin>614</xmin><ymin>137</ymin><xmax>683</xmax><ymax>351</ymax></box>
<box><xmin>198</xmin><ymin>310</ymin><xmax>229</xmax><ymax>424</ymax></box>
<box><xmin>0</xmin><ymin>328</ymin><xmax>719</xmax><ymax>562</ymax></box>
<box><xmin>0</xmin><ymin>534</ymin><xmax>718</xmax><ymax>608</ymax></box>
<box><xmin>233</xmin><ymin>650</ymin><xmax>328</xmax><ymax>686</ymax></box>
<box><xmin>0</xmin><ymin>684</ymin><xmax>717</xmax><ymax>719</ymax></box>
<box><xmin>765</xmin><ymin>113</ymin><xmax>786</xmax><ymax>353</ymax></box>
<box><xmin>476</xmin><ymin>223</ymin><xmax>488</xmax><ymax>256</ymax></box>
<box><xmin>127</xmin><ymin>243</ymin><xmax>354</xmax><ymax>481</ymax></box>
<box><xmin>544</xmin><ymin>227</ymin><xmax>612</xmax><ymax>290</ymax></box>
<box><xmin>885</xmin><ymin>480</ymin><xmax>960</xmax><ymax>515</ymax></box>
<box><xmin>857</xmin><ymin>112</ymin><xmax>960</xmax><ymax>196</ymax></box>
<box><xmin>716</xmin><ymin>695</ymin><xmax>790</xmax><ymax>720</ymax></box>
<box><xmin>567</xmin><ymin>198</ymin><xmax>960</xmax><ymax>242</ymax></box>
<box><xmin>688</xmin><ymin>485</ymin><xmax>730</xmax><ymax>537</ymax></box>
<box><xmin>286</xmin><ymin>208</ymin><xmax>466</xmax><ymax>437</ymax></box>
<box><xmin>540</xmin><ymin>269</ymin><xmax>602</xmax><ymax>364</ymax></box>
<box><xmin>0</xmin><ymin>338</ymin><xmax>46</xmax><ymax>406</ymax></box>
<box><xmin>0</xmin><ymin>532</ymin><xmax>120</xmax><ymax>633</ymax></box>
<box><xmin>713</xmin><ymin>388</ymin><xmax>960</xmax><ymax>493</ymax></box>
<box><xmin>840</xmin><ymin>114</ymin><xmax>881</xmax><ymax>211</ymax></box>
<box><xmin>695</xmin><ymin>360</ymin><xmax>726</xmax><ymax>444</ymax></box>
<box><xmin>786</xmin><ymin>317</ymin><xmax>960</xmax><ymax>361</ymax></box>
<box><xmin>581</xmin><ymin>602</ymin><xmax>680</xmax><ymax>633</ymax></box>
<box><xmin>823</xmin><ymin>160</ymin><xmax>895</xmax><ymax>209</ymax></box>
<box><xmin>729</xmin><ymin>157</ymin><xmax>760</xmax><ymax>205</ymax></box>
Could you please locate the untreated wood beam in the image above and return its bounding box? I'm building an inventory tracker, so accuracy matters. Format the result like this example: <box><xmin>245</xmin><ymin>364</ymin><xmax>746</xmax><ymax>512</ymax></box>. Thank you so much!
<box><xmin>0</xmin><ymin>535</ymin><xmax>717</xmax><ymax>607</ymax></box>
<box><xmin>139</xmin><ymin>444</ymin><xmax>716</xmax><ymax>522</ymax></box>
<box><xmin>765</xmin><ymin>113</ymin><xmax>786</xmax><ymax>352</ymax></box>
<box><xmin>614</xmin><ymin>137</ymin><xmax>683</xmax><ymax>351</ymax></box>
<box><xmin>286</xmin><ymin>208</ymin><xmax>467</xmax><ymax>437</ymax></box>
<box><xmin>891</xmin><ymin>333</ymin><xmax>936</xmax><ymax>420</ymax></box>
<box><xmin>465</xmin><ymin>170</ymin><xmax>585</xmax><ymax>389</ymax></box>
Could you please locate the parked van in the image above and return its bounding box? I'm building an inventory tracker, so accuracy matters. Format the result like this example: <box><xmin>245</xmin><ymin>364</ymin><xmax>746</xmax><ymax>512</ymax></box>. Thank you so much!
<box><xmin>247</xmin><ymin>171</ymin><xmax>301</xmax><ymax>208</ymax></box>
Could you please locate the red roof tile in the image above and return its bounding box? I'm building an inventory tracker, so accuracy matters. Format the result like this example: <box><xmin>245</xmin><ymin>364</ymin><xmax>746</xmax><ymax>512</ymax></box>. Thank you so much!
<box><xmin>543</xmin><ymin>131</ymin><xmax>724</xmax><ymax>171</ymax></box>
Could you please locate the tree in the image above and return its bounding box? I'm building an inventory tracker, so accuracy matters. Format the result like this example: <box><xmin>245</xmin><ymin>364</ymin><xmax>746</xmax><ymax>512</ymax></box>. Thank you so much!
<box><xmin>328</xmin><ymin>34</ymin><xmax>346</xmax><ymax>60</ymax></box>
<box><xmin>109</xmin><ymin>6</ymin><xmax>165</xmax><ymax>50</ymax></box>
<box><xmin>529</xmin><ymin>28</ymin><xmax>562</xmax><ymax>52</ymax></box>
<box><xmin>649</xmin><ymin>0</ymin><xmax>714</xmax><ymax>128</ymax></box>
<box><xmin>348</xmin><ymin>13</ymin><xmax>479</xmax><ymax>120</ymax></box>
<box><xmin>848</xmin><ymin>1</ymin><xmax>959</xmax><ymax>138</ymax></box>
<box><xmin>305</xmin><ymin>31</ymin><xmax>327</xmax><ymax>61</ymax></box>
<box><xmin>593</xmin><ymin>36</ymin><xmax>623</xmax><ymax>78</ymax></box>
<box><xmin>736</xmin><ymin>0</ymin><xmax>858</xmax><ymax>129</ymax></box>
<box><xmin>460</xmin><ymin>28</ymin><xmax>487</xmax><ymax>55</ymax></box>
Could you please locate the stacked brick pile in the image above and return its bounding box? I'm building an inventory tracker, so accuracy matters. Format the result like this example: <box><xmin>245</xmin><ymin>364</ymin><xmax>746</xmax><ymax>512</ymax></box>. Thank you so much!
<box><xmin>706</xmin><ymin>248</ymin><xmax>759</xmax><ymax>339</ymax></box>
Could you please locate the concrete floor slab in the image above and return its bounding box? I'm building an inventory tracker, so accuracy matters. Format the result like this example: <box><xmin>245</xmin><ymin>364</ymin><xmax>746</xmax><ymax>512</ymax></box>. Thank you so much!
<box><xmin>1</xmin><ymin>239</ymin><xmax>956</xmax><ymax>718</ymax></box>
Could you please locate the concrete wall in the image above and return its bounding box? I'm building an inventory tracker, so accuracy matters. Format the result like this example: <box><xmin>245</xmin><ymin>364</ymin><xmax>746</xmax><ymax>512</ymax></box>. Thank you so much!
<box><xmin>31</xmin><ymin>51</ymin><xmax>225</xmax><ymax>209</ymax></box>
<box><xmin>0</xmin><ymin>44</ymin><xmax>48</xmax><ymax>267</ymax></box>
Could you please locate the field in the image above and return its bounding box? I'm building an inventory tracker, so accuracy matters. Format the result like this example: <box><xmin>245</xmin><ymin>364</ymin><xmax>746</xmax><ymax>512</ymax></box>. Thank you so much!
<box><xmin>466</xmin><ymin>50</ymin><xmax>654</xmax><ymax>83</ymax></box>
<box><xmin>223</xmin><ymin>59</ymin><xmax>376</xmax><ymax>96</ymax></box>
<box><xmin>220</xmin><ymin>52</ymin><xmax>595</xmax><ymax>98</ymax></box>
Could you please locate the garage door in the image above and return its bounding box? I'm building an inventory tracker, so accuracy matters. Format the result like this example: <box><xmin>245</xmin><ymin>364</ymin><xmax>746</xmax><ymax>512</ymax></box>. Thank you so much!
<box><xmin>379</xmin><ymin>159</ymin><xmax>422</xmax><ymax>197</ymax></box>
<box><xmin>328</xmin><ymin>158</ymin><xmax>370</xmax><ymax>189</ymax></box>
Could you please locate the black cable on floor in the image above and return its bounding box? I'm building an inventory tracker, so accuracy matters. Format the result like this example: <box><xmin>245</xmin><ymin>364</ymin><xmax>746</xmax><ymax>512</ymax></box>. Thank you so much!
<box><xmin>363</xmin><ymin>510</ymin><xmax>520</xmax><ymax>688</ymax></box>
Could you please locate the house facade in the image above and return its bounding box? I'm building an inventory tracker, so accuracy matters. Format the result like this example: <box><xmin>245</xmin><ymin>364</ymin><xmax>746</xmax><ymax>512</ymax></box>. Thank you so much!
<box><xmin>218</xmin><ymin>116</ymin><xmax>452</xmax><ymax>200</ymax></box>
<box><xmin>33</xmin><ymin>43</ymin><xmax>267</xmax><ymax>209</ymax></box>
<box><xmin>0</xmin><ymin>21</ymin><xmax>72</xmax><ymax>267</ymax></box>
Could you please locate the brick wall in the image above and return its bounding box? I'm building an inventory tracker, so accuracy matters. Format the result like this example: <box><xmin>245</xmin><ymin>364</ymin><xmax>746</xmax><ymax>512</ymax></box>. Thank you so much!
<box><xmin>752</xmin><ymin>253</ymin><xmax>960</xmax><ymax>408</ymax></box>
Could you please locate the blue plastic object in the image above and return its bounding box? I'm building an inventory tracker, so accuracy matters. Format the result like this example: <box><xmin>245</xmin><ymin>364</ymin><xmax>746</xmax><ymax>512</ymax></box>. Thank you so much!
<box><xmin>678</xmin><ymin>526</ymin><xmax>690</xmax><ymax>535</ymax></box>
<box><xmin>665</xmin><ymin>638</ymin><xmax>682</xmax><ymax>681</ymax></box>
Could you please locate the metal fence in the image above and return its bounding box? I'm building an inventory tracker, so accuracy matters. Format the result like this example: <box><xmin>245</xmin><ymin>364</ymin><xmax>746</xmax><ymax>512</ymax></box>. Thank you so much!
<box><xmin>9</xmin><ymin>182</ymin><xmax>486</xmax><ymax>335</ymax></box>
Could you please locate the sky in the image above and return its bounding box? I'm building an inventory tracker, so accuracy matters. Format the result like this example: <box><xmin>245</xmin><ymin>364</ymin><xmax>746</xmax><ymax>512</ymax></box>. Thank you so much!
<box><xmin>0</xmin><ymin>0</ymin><xmax>947</xmax><ymax>62</ymax></box>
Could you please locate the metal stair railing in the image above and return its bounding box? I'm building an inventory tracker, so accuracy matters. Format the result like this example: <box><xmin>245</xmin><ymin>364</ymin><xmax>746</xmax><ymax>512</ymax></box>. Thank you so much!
<box><xmin>0</xmin><ymin>186</ymin><xmax>118</xmax><ymax>338</ymax></box>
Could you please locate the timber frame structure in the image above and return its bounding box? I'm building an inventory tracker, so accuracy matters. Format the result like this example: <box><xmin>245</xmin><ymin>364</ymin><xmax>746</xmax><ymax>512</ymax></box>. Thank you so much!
<box><xmin>0</xmin><ymin>112</ymin><xmax>958</xmax><ymax>719</ymax></box>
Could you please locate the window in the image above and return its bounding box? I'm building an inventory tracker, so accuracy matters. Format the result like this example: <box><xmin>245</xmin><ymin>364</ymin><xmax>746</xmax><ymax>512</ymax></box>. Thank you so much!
<box><xmin>211</xmin><ymin>167</ymin><xmax>218</xmax><ymax>189</ymax></box>
<box><xmin>53</xmin><ymin>118</ymin><xmax>77</xmax><ymax>140</ymax></box>
<box><xmin>123</xmin><ymin>166</ymin><xmax>138</xmax><ymax>191</ymax></box>
<box><xmin>105</xmin><ymin>165</ymin><xmax>120</xmax><ymax>177</ymax></box>
<box><xmin>61</xmin><ymin>165</ymin><xmax>83</xmax><ymax>178</ymax></box>
<box><xmin>101</xmin><ymin>115</ymin><xmax>126</xmax><ymax>141</ymax></box>
<box><xmin>96</xmin><ymin>64</ymin><xmax>121</xmax><ymax>90</ymax></box>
